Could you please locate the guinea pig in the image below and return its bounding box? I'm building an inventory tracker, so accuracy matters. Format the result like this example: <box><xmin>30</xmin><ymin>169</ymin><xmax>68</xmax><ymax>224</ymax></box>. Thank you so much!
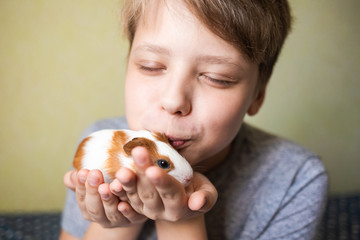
<box><xmin>73</xmin><ymin>129</ymin><xmax>193</xmax><ymax>186</ymax></box>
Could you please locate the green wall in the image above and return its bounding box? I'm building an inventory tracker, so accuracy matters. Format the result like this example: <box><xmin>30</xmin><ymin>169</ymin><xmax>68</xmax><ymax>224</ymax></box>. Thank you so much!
<box><xmin>246</xmin><ymin>0</ymin><xmax>360</xmax><ymax>194</ymax></box>
<box><xmin>1</xmin><ymin>1</ymin><xmax>359</xmax><ymax>212</ymax></box>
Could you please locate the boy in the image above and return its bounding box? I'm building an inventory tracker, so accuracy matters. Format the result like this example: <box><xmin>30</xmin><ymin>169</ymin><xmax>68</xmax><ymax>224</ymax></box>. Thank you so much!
<box><xmin>61</xmin><ymin>0</ymin><xmax>328</xmax><ymax>239</ymax></box>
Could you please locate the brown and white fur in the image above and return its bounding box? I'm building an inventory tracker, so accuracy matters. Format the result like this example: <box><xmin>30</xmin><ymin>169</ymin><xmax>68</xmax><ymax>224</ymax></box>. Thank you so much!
<box><xmin>73</xmin><ymin>129</ymin><xmax>193</xmax><ymax>186</ymax></box>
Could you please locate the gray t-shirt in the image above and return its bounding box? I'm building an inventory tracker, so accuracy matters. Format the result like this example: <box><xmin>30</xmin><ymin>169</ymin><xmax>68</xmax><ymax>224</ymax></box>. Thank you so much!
<box><xmin>61</xmin><ymin>117</ymin><xmax>328</xmax><ymax>239</ymax></box>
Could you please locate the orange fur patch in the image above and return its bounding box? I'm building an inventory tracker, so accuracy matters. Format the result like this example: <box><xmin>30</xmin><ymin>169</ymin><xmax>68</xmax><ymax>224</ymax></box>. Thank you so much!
<box><xmin>153</xmin><ymin>132</ymin><xmax>170</xmax><ymax>144</ymax></box>
<box><xmin>104</xmin><ymin>131</ymin><xmax>128</xmax><ymax>180</ymax></box>
<box><xmin>73</xmin><ymin>136</ymin><xmax>91</xmax><ymax>170</ymax></box>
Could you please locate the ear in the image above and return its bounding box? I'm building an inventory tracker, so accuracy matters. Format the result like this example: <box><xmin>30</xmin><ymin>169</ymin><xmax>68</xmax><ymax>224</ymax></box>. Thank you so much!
<box><xmin>247</xmin><ymin>88</ymin><xmax>266</xmax><ymax>116</ymax></box>
<box><xmin>123</xmin><ymin>137</ymin><xmax>156</xmax><ymax>156</ymax></box>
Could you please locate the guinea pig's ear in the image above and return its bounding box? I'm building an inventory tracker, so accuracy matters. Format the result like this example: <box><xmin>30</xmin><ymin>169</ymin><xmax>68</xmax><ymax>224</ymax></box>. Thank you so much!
<box><xmin>123</xmin><ymin>137</ymin><xmax>156</xmax><ymax>156</ymax></box>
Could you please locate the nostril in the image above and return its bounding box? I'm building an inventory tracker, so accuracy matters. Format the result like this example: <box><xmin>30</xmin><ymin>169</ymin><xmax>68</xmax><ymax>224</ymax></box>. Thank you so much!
<box><xmin>160</xmin><ymin>93</ymin><xmax>192</xmax><ymax>116</ymax></box>
<box><xmin>161</xmin><ymin>104</ymin><xmax>191</xmax><ymax>116</ymax></box>
<box><xmin>183</xmin><ymin>177</ymin><xmax>192</xmax><ymax>186</ymax></box>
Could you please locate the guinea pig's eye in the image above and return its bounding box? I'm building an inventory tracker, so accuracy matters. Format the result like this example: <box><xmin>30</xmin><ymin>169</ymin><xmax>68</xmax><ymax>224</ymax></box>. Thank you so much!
<box><xmin>156</xmin><ymin>159</ymin><xmax>171</xmax><ymax>169</ymax></box>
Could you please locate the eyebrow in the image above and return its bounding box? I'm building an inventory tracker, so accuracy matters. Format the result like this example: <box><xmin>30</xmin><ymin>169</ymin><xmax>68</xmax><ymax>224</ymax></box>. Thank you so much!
<box><xmin>133</xmin><ymin>43</ymin><xmax>171</xmax><ymax>56</ymax></box>
<box><xmin>196</xmin><ymin>55</ymin><xmax>243</xmax><ymax>69</ymax></box>
<box><xmin>133</xmin><ymin>43</ymin><xmax>244</xmax><ymax>69</ymax></box>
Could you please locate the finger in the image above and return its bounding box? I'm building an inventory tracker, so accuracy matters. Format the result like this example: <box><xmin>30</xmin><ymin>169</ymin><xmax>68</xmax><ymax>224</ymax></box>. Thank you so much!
<box><xmin>132</xmin><ymin>148</ymin><xmax>164</xmax><ymax>215</ymax></box>
<box><xmin>98</xmin><ymin>183</ymin><xmax>129</xmax><ymax>226</ymax></box>
<box><xmin>188</xmin><ymin>173</ymin><xmax>218</xmax><ymax>212</ymax></box>
<box><xmin>137</xmin><ymin>176</ymin><xmax>163</xmax><ymax>218</ymax></box>
<box><xmin>75</xmin><ymin>169</ymin><xmax>90</xmax><ymax>219</ymax></box>
<box><xmin>63</xmin><ymin>170</ymin><xmax>77</xmax><ymax>191</ymax></box>
<box><xmin>85</xmin><ymin>170</ymin><xmax>108</xmax><ymax>223</ymax></box>
<box><xmin>118</xmin><ymin>201</ymin><xmax>148</xmax><ymax>224</ymax></box>
<box><xmin>110</xmin><ymin>179</ymin><xmax>128</xmax><ymax>202</ymax></box>
<box><xmin>116</xmin><ymin>167</ymin><xmax>142</xmax><ymax>207</ymax></box>
<box><xmin>132</xmin><ymin>146</ymin><xmax>152</xmax><ymax>172</ymax></box>
<box><xmin>146</xmin><ymin>166</ymin><xmax>186</xmax><ymax>209</ymax></box>
<box><xmin>188</xmin><ymin>191</ymin><xmax>210</xmax><ymax>212</ymax></box>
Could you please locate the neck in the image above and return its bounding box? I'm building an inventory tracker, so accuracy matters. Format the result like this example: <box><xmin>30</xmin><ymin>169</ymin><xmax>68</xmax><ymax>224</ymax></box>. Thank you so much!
<box><xmin>194</xmin><ymin>144</ymin><xmax>231</xmax><ymax>173</ymax></box>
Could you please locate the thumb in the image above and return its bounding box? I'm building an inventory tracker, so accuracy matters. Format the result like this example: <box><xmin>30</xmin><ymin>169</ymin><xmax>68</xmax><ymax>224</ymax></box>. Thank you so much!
<box><xmin>63</xmin><ymin>170</ymin><xmax>77</xmax><ymax>191</ymax></box>
<box><xmin>188</xmin><ymin>189</ymin><xmax>218</xmax><ymax>213</ymax></box>
<box><xmin>188</xmin><ymin>172</ymin><xmax>218</xmax><ymax>212</ymax></box>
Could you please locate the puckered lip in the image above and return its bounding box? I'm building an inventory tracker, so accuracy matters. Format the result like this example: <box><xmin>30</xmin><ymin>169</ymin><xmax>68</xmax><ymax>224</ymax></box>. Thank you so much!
<box><xmin>166</xmin><ymin>135</ymin><xmax>192</xmax><ymax>150</ymax></box>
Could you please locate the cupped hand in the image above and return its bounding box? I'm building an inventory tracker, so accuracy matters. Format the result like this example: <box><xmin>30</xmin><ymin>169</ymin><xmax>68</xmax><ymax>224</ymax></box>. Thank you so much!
<box><xmin>112</xmin><ymin>147</ymin><xmax>218</xmax><ymax>222</ymax></box>
<box><xmin>63</xmin><ymin>169</ymin><xmax>147</xmax><ymax>228</ymax></box>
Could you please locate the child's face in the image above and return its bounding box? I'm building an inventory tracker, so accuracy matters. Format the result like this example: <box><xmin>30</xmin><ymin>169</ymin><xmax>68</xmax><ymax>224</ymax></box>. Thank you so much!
<box><xmin>125</xmin><ymin>1</ymin><xmax>263</xmax><ymax>171</ymax></box>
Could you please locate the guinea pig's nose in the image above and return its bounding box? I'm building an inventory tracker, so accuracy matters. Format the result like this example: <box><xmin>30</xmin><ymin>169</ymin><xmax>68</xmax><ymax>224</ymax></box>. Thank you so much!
<box><xmin>183</xmin><ymin>177</ymin><xmax>192</xmax><ymax>186</ymax></box>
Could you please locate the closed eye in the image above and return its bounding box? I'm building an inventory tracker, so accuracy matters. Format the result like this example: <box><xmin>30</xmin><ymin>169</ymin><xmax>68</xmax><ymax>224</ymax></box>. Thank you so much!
<box><xmin>139</xmin><ymin>65</ymin><xmax>164</xmax><ymax>72</ymax></box>
<box><xmin>199</xmin><ymin>74</ymin><xmax>237</xmax><ymax>88</ymax></box>
<box><xmin>137</xmin><ymin>61</ymin><xmax>166</xmax><ymax>75</ymax></box>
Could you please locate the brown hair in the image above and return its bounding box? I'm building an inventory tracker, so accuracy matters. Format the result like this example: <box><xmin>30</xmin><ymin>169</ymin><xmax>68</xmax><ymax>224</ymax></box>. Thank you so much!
<box><xmin>121</xmin><ymin>0</ymin><xmax>292</xmax><ymax>89</ymax></box>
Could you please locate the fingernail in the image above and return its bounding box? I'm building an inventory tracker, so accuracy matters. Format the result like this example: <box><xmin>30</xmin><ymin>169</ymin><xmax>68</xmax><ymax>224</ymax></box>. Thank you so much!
<box><xmin>78</xmin><ymin>173</ymin><xmax>86</xmax><ymax>184</ymax></box>
<box><xmin>101</xmin><ymin>193</ymin><xmax>110</xmax><ymax>200</ymax></box>
<box><xmin>135</xmin><ymin>156</ymin><xmax>146</xmax><ymax>167</ymax></box>
<box><xmin>111</xmin><ymin>179</ymin><xmax>122</xmax><ymax>193</ymax></box>
<box><xmin>88</xmin><ymin>176</ymin><xmax>99</xmax><ymax>186</ymax></box>
<box><xmin>200</xmin><ymin>198</ymin><xmax>208</xmax><ymax>211</ymax></box>
<box><xmin>121</xmin><ymin>208</ymin><xmax>129</xmax><ymax>215</ymax></box>
<box><xmin>118</xmin><ymin>204</ymin><xmax>128</xmax><ymax>214</ymax></box>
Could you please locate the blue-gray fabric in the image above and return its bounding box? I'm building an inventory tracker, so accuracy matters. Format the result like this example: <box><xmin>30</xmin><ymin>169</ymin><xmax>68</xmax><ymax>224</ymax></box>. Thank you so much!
<box><xmin>61</xmin><ymin>117</ymin><xmax>328</xmax><ymax>239</ymax></box>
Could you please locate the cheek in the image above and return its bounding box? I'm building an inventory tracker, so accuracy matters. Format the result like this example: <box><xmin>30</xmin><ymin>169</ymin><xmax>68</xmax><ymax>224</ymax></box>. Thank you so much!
<box><xmin>125</xmin><ymin>72</ymin><xmax>146</xmax><ymax>129</ymax></box>
<box><xmin>194</xmin><ymin>91</ymin><xmax>251</xmax><ymax>155</ymax></box>
<box><xmin>125</xmin><ymin>71</ymin><xmax>159</xmax><ymax>130</ymax></box>
<box><xmin>204</xmin><ymin>104</ymin><xmax>244</xmax><ymax>149</ymax></box>
<box><xmin>198</xmin><ymin>90</ymin><xmax>249</xmax><ymax>130</ymax></box>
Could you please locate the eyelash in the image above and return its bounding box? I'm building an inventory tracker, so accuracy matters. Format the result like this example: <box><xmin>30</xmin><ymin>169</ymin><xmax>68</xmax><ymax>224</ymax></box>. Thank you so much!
<box><xmin>200</xmin><ymin>74</ymin><xmax>235</xmax><ymax>87</ymax></box>
<box><xmin>137</xmin><ymin>64</ymin><xmax>235</xmax><ymax>87</ymax></box>
<box><xmin>137</xmin><ymin>62</ymin><xmax>167</xmax><ymax>74</ymax></box>
<box><xmin>139</xmin><ymin>66</ymin><xmax>163</xmax><ymax>72</ymax></box>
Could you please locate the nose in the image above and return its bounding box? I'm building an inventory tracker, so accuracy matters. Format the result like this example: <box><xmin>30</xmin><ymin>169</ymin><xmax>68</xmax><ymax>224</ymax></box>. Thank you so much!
<box><xmin>182</xmin><ymin>177</ymin><xmax>192</xmax><ymax>187</ymax></box>
<box><xmin>160</xmin><ymin>76</ymin><xmax>192</xmax><ymax>116</ymax></box>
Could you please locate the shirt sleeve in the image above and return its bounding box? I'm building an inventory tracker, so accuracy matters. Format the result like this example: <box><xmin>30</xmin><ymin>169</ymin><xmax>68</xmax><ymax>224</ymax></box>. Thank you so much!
<box><xmin>61</xmin><ymin>188</ymin><xmax>90</xmax><ymax>238</ymax></box>
<box><xmin>256</xmin><ymin>157</ymin><xmax>328</xmax><ymax>240</ymax></box>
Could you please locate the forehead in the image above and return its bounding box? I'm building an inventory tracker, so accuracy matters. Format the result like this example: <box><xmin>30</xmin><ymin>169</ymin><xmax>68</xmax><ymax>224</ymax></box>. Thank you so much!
<box><xmin>136</xmin><ymin>0</ymin><xmax>197</xmax><ymax>42</ymax></box>
<box><xmin>139</xmin><ymin>0</ymin><xmax>192</xmax><ymax>26</ymax></box>
<box><xmin>131</xmin><ymin>1</ymin><xmax>252</xmax><ymax>71</ymax></box>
